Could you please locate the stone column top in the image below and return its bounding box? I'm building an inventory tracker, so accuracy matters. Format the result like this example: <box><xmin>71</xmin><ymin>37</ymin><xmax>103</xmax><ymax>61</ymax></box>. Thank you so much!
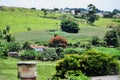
<box><xmin>17</xmin><ymin>62</ymin><xmax>37</xmax><ymax>65</ymax></box>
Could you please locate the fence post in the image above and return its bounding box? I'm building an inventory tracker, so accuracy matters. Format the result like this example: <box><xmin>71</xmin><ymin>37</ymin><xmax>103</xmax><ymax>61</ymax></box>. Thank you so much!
<box><xmin>17</xmin><ymin>62</ymin><xmax>37</xmax><ymax>80</ymax></box>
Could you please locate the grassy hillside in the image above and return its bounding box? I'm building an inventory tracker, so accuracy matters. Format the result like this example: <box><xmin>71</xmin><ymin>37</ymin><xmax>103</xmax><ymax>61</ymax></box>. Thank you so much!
<box><xmin>0</xmin><ymin>6</ymin><xmax>119</xmax><ymax>33</ymax></box>
<box><xmin>0</xmin><ymin>6</ymin><xmax>60</xmax><ymax>33</ymax></box>
<box><xmin>0</xmin><ymin>6</ymin><xmax>120</xmax><ymax>43</ymax></box>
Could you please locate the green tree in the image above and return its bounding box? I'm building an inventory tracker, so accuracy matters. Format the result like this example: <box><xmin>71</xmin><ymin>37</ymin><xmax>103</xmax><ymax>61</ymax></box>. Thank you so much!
<box><xmin>104</xmin><ymin>25</ymin><xmax>120</xmax><ymax>47</ymax></box>
<box><xmin>8</xmin><ymin>42</ymin><xmax>21</xmax><ymax>52</ymax></box>
<box><xmin>6</xmin><ymin>25</ymin><xmax>10</xmax><ymax>33</ymax></box>
<box><xmin>5</xmin><ymin>34</ymin><xmax>15</xmax><ymax>42</ymax></box>
<box><xmin>0</xmin><ymin>29</ymin><xmax>2</xmax><ymax>38</ymax></box>
<box><xmin>86</xmin><ymin>4</ymin><xmax>97</xmax><ymax>24</ymax></box>
<box><xmin>41</xmin><ymin>8</ymin><xmax>48</xmax><ymax>17</ymax></box>
<box><xmin>61</xmin><ymin>19</ymin><xmax>80</xmax><ymax>33</ymax></box>
<box><xmin>3</xmin><ymin>29</ymin><xmax>7</xmax><ymax>35</ymax></box>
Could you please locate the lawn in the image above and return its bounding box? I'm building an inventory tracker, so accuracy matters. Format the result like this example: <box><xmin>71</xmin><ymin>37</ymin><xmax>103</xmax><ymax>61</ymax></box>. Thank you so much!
<box><xmin>0</xmin><ymin>58</ymin><xmax>56</xmax><ymax>80</ymax></box>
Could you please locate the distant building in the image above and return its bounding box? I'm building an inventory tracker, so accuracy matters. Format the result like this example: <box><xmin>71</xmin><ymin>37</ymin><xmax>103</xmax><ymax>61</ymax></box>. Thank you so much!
<box><xmin>30</xmin><ymin>45</ymin><xmax>47</xmax><ymax>52</ymax></box>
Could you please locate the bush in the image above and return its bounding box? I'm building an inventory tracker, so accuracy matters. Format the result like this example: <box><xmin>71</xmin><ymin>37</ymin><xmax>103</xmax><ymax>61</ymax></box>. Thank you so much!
<box><xmin>49</xmin><ymin>35</ymin><xmax>67</xmax><ymax>47</ymax></box>
<box><xmin>8</xmin><ymin>42</ymin><xmax>21</xmax><ymax>52</ymax></box>
<box><xmin>64</xmin><ymin>48</ymin><xmax>83</xmax><ymax>54</ymax></box>
<box><xmin>40</xmin><ymin>48</ymin><xmax>59</xmax><ymax>61</ymax></box>
<box><xmin>60</xmin><ymin>19</ymin><xmax>80</xmax><ymax>33</ymax></box>
<box><xmin>22</xmin><ymin>41</ymin><xmax>31</xmax><ymax>50</ymax></box>
<box><xmin>20</xmin><ymin>50</ymin><xmax>41</xmax><ymax>60</ymax></box>
<box><xmin>79</xmin><ymin>50</ymin><xmax>119</xmax><ymax>76</ymax></box>
<box><xmin>104</xmin><ymin>25</ymin><xmax>120</xmax><ymax>47</ymax></box>
<box><xmin>55</xmin><ymin>50</ymin><xmax>120</xmax><ymax>78</ymax></box>
<box><xmin>66</xmin><ymin>70</ymin><xmax>89</xmax><ymax>80</ymax></box>
<box><xmin>104</xmin><ymin>29</ymin><xmax>118</xmax><ymax>47</ymax></box>
<box><xmin>0</xmin><ymin>43</ymin><xmax>9</xmax><ymax>57</ymax></box>
<box><xmin>91</xmin><ymin>36</ymin><xmax>100</xmax><ymax>46</ymax></box>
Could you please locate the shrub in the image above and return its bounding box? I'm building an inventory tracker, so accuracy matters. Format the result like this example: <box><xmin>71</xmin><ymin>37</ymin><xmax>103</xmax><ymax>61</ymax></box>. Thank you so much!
<box><xmin>0</xmin><ymin>43</ymin><xmax>9</xmax><ymax>57</ymax></box>
<box><xmin>40</xmin><ymin>48</ymin><xmax>59</xmax><ymax>61</ymax></box>
<box><xmin>64</xmin><ymin>48</ymin><xmax>79</xmax><ymax>54</ymax></box>
<box><xmin>8</xmin><ymin>42</ymin><xmax>21</xmax><ymax>52</ymax></box>
<box><xmin>104</xmin><ymin>29</ymin><xmax>118</xmax><ymax>47</ymax></box>
<box><xmin>66</xmin><ymin>70</ymin><xmax>89</xmax><ymax>80</ymax></box>
<box><xmin>104</xmin><ymin>25</ymin><xmax>120</xmax><ymax>47</ymax></box>
<box><xmin>55</xmin><ymin>54</ymin><xmax>81</xmax><ymax>78</ymax></box>
<box><xmin>60</xmin><ymin>19</ymin><xmax>80</xmax><ymax>33</ymax></box>
<box><xmin>5</xmin><ymin>34</ymin><xmax>15</xmax><ymax>42</ymax></box>
<box><xmin>22</xmin><ymin>41</ymin><xmax>31</xmax><ymax>50</ymax></box>
<box><xmin>20</xmin><ymin>50</ymin><xmax>41</xmax><ymax>60</ymax></box>
<box><xmin>91</xmin><ymin>36</ymin><xmax>100</xmax><ymax>46</ymax></box>
<box><xmin>49</xmin><ymin>35</ymin><xmax>67</xmax><ymax>47</ymax></box>
<box><xmin>79</xmin><ymin>50</ymin><xmax>120</xmax><ymax>76</ymax></box>
<box><xmin>55</xmin><ymin>50</ymin><xmax>120</xmax><ymax>78</ymax></box>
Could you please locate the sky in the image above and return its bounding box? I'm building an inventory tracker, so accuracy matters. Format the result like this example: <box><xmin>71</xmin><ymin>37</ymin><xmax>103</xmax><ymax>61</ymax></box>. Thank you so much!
<box><xmin>0</xmin><ymin>0</ymin><xmax>120</xmax><ymax>11</ymax></box>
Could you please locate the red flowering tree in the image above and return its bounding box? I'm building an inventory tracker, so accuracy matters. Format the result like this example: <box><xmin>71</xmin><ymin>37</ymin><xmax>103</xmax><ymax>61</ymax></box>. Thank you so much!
<box><xmin>49</xmin><ymin>35</ymin><xmax>67</xmax><ymax>47</ymax></box>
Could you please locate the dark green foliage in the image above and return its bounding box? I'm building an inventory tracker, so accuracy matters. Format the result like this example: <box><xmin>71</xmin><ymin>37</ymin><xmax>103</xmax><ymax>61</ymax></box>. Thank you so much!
<box><xmin>55</xmin><ymin>54</ymin><xmax>81</xmax><ymax>78</ymax></box>
<box><xmin>0</xmin><ymin>29</ymin><xmax>2</xmax><ymax>38</ymax></box>
<box><xmin>104</xmin><ymin>25</ymin><xmax>120</xmax><ymax>47</ymax></box>
<box><xmin>86</xmin><ymin>4</ymin><xmax>97</xmax><ymax>24</ymax></box>
<box><xmin>6</xmin><ymin>25</ymin><xmax>10</xmax><ymax>33</ymax></box>
<box><xmin>79</xmin><ymin>50</ymin><xmax>119</xmax><ymax>76</ymax></box>
<box><xmin>55</xmin><ymin>50</ymin><xmax>119</xmax><ymax>78</ymax></box>
<box><xmin>0</xmin><ymin>43</ymin><xmax>9</xmax><ymax>57</ymax></box>
<box><xmin>20</xmin><ymin>50</ymin><xmax>41</xmax><ymax>60</ymax></box>
<box><xmin>66</xmin><ymin>70</ymin><xmax>89</xmax><ymax>80</ymax></box>
<box><xmin>60</xmin><ymin>19</ymin><xmax>80</xmax><ymax>33</ymax></box>
<box><xmin>41</xmin><ymin>8</ymin><xmax>48</xmax><ymax>17</ymax></box>
<box><xmin>5</xmin><ymin>34</ymin><xmax>15</xmax><ymax>42</ymax></box>
<box><xmin>91</xmin><ymin>36</ymin><xmax>100</xmax><ymax>46</ymax></box>
<box><xmin>3</xmin><ymin>29</ymin><xmax>7</xmax><ymax>35</ymax></box>
<box><xmin>35</xmin><ymin>41</ymin><xmax>48</xmax><ymax>46</ymax></box>
<box><xmin>22</xmin><ymin>41</ymin><xmax>31</xmax><ymax>50</ymax></box>
<box><xmin>64</xmin><ymin>48</ymin><xmax>80</xmax><ymax>54</ymax></box>
<box><xmin>27</xmin><ymin>27</ymin><xmax>31</xmax><ymax>32</ymax></box>
<box><xmin>40</xmin><ymin>48</ymin><xmax>59</xmax><ymax>61</ymax></box>
<box><xmin>8</xmin><ymin>42</ymin><xmax>21</xmax><ymax>52</ymax></box>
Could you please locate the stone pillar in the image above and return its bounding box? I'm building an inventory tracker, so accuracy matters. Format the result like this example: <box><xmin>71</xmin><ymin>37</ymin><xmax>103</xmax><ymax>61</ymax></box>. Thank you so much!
<box><xmin>17</xmin><ymin>62</ymin><xmax>37</xmax><ymax>80</ymax></box>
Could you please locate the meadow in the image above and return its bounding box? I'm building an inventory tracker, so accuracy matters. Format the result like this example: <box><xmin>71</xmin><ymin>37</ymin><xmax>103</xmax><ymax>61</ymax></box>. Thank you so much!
<box><xmin>0</xmin><ymin>6</ymin><xmax>119</xmax><ymax>43</ymax></box>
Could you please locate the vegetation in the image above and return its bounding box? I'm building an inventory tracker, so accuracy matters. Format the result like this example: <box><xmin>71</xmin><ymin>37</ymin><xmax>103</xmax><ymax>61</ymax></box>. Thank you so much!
<box><xmin>55</xmin><ymin>50</ymin><xmax>120</xmax><ymax>79</ymax></box>
<box><xmin>20</xmin><ymin>50</ymin><xmax>40</xmax><ymax>60</ymax></box>
<box><xmin>104</xmin><ymin>25</ymin><xmax>120</xmax><ymax>47</ymax></box>
<box><xmin>61</xmin><ymin>18</ymin><xmax>80</xmax><ymax>33</ymax></box>
<box><xmin>49</xmin><ymin>34</ymin><xmax>67</xmax><ymax>47</ymax></box>
<box><xmin>0</xmin><ymin>6</ymin><xmax>120</xmax><ymax>80</ymax></box>
<box><xmin>86</xmin><ymin>4</ymin><xmax>97</xmax><ymax>25</ymax></box>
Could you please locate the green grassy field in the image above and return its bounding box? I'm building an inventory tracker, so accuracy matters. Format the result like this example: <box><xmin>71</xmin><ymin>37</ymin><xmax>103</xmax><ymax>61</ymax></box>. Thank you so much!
<box><xmin>0</xmin><ymin>6</ymin><xmax>120</xmax><ymax>43</ymax></box>
<box><xmin>0</xmin><ymin>6</ymin><xmax>119</xmax><ymax>33</ymax></box>
<box><xmin>0</xmin><ymin>58</ymin><xmax>56</xmax><ymax>80</ymax></box>
<box><xmin>13</xmin><ymin>26</ymin><xmax>110</xmax><ymax>43</ymax></box>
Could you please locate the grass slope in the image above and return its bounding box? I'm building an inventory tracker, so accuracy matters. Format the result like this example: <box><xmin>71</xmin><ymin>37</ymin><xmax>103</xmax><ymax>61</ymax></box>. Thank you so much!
<box><xmin>13</xmin><ymin>26</ymin><xmax>110</xmax><ymax>43</ymax></box>
<box><xmin>0</xmin><ymin>58</ymin><xmax>55</xmax><ymax>80</ymax></box>
<box><xmin>0</xmin><ymin>6</ymin><xmax>60</xmax><ymax>33</ymax></box>
<box><xmin>0</xmin><ymin>6</ymin><xmax>119</xmax><ymax>33</ymax></box>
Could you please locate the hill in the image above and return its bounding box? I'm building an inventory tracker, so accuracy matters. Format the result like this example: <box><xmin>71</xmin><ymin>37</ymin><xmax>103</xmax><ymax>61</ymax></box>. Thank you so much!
<box><xmin>0</xmin><ymin>6</ymin><xmax>60</xmax><ymax>33</ymax></box>
<box><xmin>0</xmin><ymin>6</ymin><xmax>120</xmax><ymax>43</ymax></box>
